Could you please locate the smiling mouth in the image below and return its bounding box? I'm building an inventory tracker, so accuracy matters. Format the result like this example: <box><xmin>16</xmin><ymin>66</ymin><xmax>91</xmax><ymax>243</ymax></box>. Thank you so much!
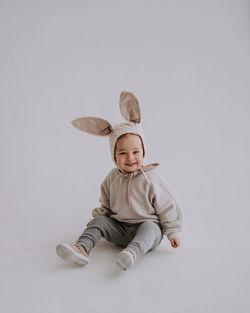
<box><xmin>125</xmin><ymin>163</ymin><xmax>136</xmax><ymax>166</ymax></box>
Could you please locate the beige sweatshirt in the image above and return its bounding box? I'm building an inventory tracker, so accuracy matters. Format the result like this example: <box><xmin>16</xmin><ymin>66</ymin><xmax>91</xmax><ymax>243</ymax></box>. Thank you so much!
<box><xmin>92</xmin><ymin>164</ymin><xmax>183</xmax><ymax>240</ymax></box>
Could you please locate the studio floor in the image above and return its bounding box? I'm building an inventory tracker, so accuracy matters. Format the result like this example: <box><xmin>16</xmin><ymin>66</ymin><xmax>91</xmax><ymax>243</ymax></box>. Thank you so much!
<box><xmin>1</xmin><ymin>1</ymin><xmax>250</xmax><ymax>312</ymax></box>
<box><xmin>1</xmin><ymin>235</ymin><xmax>250</xmax><ymax>313</ymax></box>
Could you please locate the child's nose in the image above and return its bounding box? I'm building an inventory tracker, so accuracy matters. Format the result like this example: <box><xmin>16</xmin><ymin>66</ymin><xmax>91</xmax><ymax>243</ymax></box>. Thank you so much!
<box><xmin>127</xmin><ymin>153</ymin><xmax>134</xmax><ymax>160</ymax></box>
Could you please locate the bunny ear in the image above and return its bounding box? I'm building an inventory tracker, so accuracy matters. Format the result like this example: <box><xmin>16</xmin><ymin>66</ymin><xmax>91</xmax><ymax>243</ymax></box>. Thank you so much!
<box><xmin>119</xmin><ymin>91</ymin><xmax>141</xmax><ymax>123</ymax></box>
<box><xmin>71</xmin><ymin>117</ymin><xmax>113</xmax><ymax>136</ymax></box>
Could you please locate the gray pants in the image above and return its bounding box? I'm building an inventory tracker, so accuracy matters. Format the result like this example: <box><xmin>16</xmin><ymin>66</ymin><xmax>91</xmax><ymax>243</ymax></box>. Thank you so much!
<box><xmin>76</xmin><ymin>216</ymin><xmax>163</xmax><ymax>259</ymax></box>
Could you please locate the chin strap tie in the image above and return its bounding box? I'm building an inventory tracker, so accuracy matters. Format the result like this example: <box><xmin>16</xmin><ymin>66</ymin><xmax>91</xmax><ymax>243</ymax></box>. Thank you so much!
<box><xmin>117</xmin><ymin>163</ymin><xmax>160</xmax><ymax>207</ymax></box>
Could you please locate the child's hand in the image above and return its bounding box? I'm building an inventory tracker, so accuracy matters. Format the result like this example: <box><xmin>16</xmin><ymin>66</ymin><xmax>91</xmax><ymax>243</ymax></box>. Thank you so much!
<box><xmin>169</xmin><ymin>237</ymin><xmax>181</xmax><ymax>248</ymax></box>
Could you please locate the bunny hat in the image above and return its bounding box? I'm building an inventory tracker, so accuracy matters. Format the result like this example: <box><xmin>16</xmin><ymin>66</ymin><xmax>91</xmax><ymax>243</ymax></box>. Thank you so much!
<box><xmin>71</xmin><ymin>91</ymin><xmax>146</xmax><ymax>164</ymax></box>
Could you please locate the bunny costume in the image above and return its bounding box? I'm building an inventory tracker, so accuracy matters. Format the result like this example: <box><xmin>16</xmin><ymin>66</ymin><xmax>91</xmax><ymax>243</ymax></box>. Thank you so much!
<box><xmin>71</xmin><ymin>92</ymin><xmax>182</xmax><ymax>260</ymax></box>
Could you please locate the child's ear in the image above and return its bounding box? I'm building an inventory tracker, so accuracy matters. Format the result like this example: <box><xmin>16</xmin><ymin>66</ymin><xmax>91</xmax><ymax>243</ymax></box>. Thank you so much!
<box><xmin>71</xmin><ymin>117</ymin><xmax>113</xmax><ymax>136</ymax></box>
<box><xmin>119</xmin><ymin>91</ymin><xmax>141</xmax><ymax>123</ymax></box>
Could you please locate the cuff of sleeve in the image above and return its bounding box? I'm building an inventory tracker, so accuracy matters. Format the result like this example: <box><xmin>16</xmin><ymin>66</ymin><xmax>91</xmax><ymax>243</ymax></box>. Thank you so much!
<box><xmin>92</xmin><ymin>207</ymin><xmax>103</xmax><ymax>217</ymax></box>
<box><xmin>92</xmin><ymin>207</ymin><xmax>111</xmax><ymax>217</ymax></box>
<box><xmin>165</xmin><ymin>232</ymin><xmax>181</xmax><ymax>240</ymax></box>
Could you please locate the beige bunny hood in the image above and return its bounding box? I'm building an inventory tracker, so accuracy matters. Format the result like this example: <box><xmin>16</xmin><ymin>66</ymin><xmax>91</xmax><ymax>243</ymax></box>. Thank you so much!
<box><xmin>71</xmin><ymin>91</ymin><xmax>148</xmax><ymax>164</ymax></box>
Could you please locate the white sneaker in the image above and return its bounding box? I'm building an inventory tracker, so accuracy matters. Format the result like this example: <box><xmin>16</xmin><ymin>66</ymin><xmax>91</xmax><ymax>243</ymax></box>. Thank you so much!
<box><xmin>116</xmin><ymin>249</ymin><xmax>135</xmax><ymax>271</ymax></box>
<box><xmin>56</xmin><ymin>243</ymin><xmax>89</xmax><ymax>266</ymax></box>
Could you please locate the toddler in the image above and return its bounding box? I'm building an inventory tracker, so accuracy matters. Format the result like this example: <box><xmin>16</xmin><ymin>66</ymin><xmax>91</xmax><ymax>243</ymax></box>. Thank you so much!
<box><xmin>56</xmin><ymin>91</ymin><xmax>182</xmax><ymax>270</ymax></box>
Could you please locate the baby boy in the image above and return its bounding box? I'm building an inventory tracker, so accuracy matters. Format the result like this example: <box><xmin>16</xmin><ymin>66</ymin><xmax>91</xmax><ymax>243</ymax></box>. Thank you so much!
<box><xmin>56</xmin><ymin>92</ymin><xmax>182</xmax><ymax>270</ymax></box>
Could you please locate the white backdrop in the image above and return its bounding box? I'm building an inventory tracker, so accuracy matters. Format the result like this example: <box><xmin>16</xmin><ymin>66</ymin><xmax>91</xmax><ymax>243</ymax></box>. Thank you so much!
<box><xmin>1</xmin><ymin>1</ymin><xmax>250</xmax><ymax>312</ymax></box>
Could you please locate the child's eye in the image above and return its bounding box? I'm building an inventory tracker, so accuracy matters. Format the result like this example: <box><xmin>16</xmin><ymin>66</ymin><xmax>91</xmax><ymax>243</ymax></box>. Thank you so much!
<box><xmin>120</xmin><ymin>152</ymin><xmax>126</xmax><ymax>155</ymax></box>
<box><xmin>133</xmin><ymin>151</ymin><xmax>139</xmax><ymax>154</ymax></box>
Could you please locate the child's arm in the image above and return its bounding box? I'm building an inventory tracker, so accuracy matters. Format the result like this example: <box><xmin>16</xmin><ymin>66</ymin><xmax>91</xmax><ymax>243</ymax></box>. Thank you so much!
<box><xmin>87</xmin><ymin>176</ymin><xmax>112</xmax><ymax>226</ymax></box>
<box><xmin>91</xmin><ymin>171</ymin><xmax>113</xmax><ymax>218</ymax></box>
<box><xmin>150</xmin><ymin>175</ymin><xmax>183</xmax><ymax>245</ymax></box>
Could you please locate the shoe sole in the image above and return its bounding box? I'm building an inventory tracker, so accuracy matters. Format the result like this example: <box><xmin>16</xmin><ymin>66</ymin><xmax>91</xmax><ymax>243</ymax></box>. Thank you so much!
<box><xmin>56</xmin><ymin>243</ymin><xmax>89</xmax><ymax>266</ymax></box>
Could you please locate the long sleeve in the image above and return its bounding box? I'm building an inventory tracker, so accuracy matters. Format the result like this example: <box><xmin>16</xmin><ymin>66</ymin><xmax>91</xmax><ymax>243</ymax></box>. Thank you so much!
<box><xmin>149</xmin><ymin>174</ymin><xmax>183</xmax><ymax>239</ymax></box>
<box><xmin>92</xmin><ymin>171</ymin><xmax>113</xmax><ymax>217</ymax></box>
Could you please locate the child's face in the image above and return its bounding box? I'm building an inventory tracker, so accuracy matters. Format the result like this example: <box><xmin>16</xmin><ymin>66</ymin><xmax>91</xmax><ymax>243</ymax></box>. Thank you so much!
<box><xmin>115</xmin><ymin>134</ymin><xmax>144</xmax><ymax>172</ymax></box>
